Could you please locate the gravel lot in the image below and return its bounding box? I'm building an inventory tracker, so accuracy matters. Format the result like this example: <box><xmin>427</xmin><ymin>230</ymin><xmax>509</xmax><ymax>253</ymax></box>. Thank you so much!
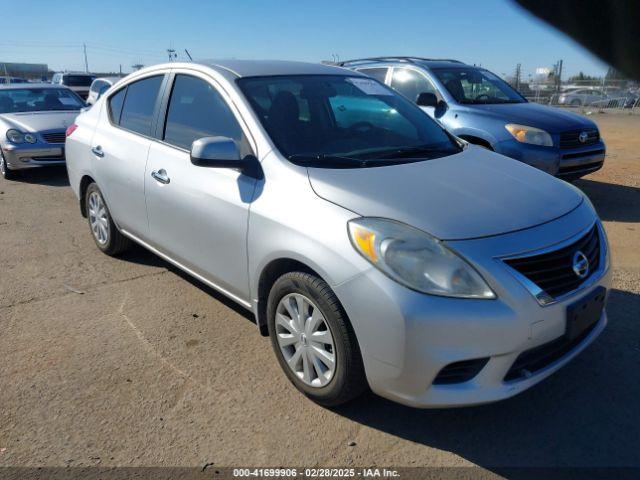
<box><xmin>1</xmin><ymin>113</ymin><xmax>639</xmax><ymax>474</ymax></box>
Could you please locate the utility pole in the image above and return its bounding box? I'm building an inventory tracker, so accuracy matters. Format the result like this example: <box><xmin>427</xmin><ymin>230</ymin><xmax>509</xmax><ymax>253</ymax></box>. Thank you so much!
<box><xmin>83</xmin><ymin>43</ymin><xmax>89</xmax><ymax>73</ymax></box>
<box><xmin>119</xmin><ymin>64</ymin><xmax>122</xmax><ymax>76</ymax></box>
<box><xmin>167</xmin><ymin>48</ymin><xmax>177</xmax><ymax>62</ymax></box>
<box><xmin>555</xmin><ymin>59</ymin><xmax>563</xmax><ymax>92</ymax></box>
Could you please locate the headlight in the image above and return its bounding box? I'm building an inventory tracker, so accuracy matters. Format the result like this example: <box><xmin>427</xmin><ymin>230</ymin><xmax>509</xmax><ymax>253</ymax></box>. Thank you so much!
<box><xmin>505</xmin><ymin>124</ymin><xmax>553</xmax><ymax>147</ymax></box>
<box><xmin>6</xmin><ymin>129</ymin><xmax>24</xmax><ymax>144</ymax></box>
<box><xmin>348</xmin><ymin>218</ymin><xmax>495</xmax><ymax>299</ymax></box>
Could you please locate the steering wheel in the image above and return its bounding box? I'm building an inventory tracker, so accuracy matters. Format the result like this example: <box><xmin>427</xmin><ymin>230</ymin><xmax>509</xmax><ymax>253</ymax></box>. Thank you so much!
<box><xmin>348</xmin><ymin>121</ymin><xmax>375</xmax><ymax>134</ymax></box>
<box><xmin>475</xmin><ymin>93</ymin><xmax>491</xmax><ymax>101</ymax></box>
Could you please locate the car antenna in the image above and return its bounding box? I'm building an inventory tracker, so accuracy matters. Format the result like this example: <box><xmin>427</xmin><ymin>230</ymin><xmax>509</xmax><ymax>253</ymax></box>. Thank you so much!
<box><xmin>184</xmin><ymin>49</ymin><xmax>193</xmax><ymax>62</ymax></box>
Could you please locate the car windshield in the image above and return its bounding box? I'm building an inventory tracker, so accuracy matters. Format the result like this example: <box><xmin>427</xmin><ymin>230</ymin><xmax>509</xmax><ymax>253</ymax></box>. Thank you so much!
<box><xmin>238</xmin><ymin>75</ymin><xmax>461</xmax><ymax>167</ymax></box>
<box><xmin>0</xmin><ymin>88</ymin><xmax>85</xmax><ymax>113</ymax></box>
<box><xmin>432</xmin><ymin>67</ymin><xmax>526</xmax><ymax>104</ymax></box>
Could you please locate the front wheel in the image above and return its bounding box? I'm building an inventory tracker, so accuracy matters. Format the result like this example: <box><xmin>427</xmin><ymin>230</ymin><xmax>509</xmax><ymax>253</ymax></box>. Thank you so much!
<box><xmin>267</xmin><ymin>272</ymin><xmax>367</xmax><ymax>406</ymax></box>
<box><xmin>85</xmin><ymin>183</ymin><xmax>131</xmax><ymax>256</ymax></box>
<box><xmin>0</xmin><ymin>151</ymin><xmax>18</xmax><ymax>180</ymax></box>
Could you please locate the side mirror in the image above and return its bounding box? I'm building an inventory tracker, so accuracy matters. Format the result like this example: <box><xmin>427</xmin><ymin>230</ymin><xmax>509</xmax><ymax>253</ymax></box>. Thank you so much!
<box><xmin>435</xmin><ymin>100</ymin><xmax>448</xmax><ymax>118</ymax></box>
<box><xmin>191</xmin><ymin>136</ymin><xmax>244</xmax><ymax>168</ymax></box>
<box><xmin>416</xmin><ymin>92</ymin><xmax>438</xmax><ymax>108</ymax></box>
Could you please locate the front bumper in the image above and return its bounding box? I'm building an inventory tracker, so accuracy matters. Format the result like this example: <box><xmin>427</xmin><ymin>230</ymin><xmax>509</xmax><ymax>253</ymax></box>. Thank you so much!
<box><xmin>1</xmin><ymin>142</ymin><xmax>66</xmax><ymax>170</ymax></box>
<box><xmin>493</xmin><ymin>138</ymin><xmax>605</xmax><ymax>179</ymax></box>
<box><xmin>334</xmin><ymin>202</ymin><xmax>611</xmax><ymax>408</ymax></box>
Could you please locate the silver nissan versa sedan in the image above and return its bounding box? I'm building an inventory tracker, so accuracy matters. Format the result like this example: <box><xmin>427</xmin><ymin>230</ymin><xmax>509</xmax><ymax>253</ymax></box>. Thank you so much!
<box><xmin>65</xmin><ymin>60</ymin><xmax>611</xmax><ymax>408</ymax></box>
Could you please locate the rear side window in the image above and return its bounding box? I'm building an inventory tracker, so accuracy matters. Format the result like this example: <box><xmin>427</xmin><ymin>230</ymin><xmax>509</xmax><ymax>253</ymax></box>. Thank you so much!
<box><xmin>119</xmin><ymin>75</ymin><xmax>164</xmax><ymax>136</ymax></box>
<box><xmin>357</xmin><ymin>68</ymin><xmax>388</xmax><ymax>83</ymax></box>
<box><xmin>163</xmin><ymin>74</ymin><xmax>242</xmax><ymax>150</ymax></box>
<box><xmin>108</xmin><ymin>88</ymin><xmax>126</xmax><ymax>124</ymax></box>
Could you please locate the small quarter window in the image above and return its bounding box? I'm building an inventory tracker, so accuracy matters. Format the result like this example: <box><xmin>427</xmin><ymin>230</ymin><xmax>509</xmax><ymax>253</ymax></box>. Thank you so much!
<box><xmin>108</xmin><ymin>88</ymin><xmax>126</xmax><ymax>125</ymax></box>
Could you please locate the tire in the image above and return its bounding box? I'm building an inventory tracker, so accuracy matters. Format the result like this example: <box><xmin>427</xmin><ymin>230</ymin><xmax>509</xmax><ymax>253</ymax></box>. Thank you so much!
<box><xmin>84</xmin><ymin>183</ymin><xmax>131</xmax><ymax>256</ymax></box>
<box><xmin>0</xmin><ymin>150</ymin><xmax>18</xmax><ymax>181</ymax></box>
<box><xmin>267</xmin><ymin>271</ymin><xmax>367</xmax><ymax>407</ymax></box>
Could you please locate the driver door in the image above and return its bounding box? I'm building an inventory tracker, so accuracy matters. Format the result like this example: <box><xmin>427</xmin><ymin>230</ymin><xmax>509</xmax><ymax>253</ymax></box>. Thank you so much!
<box><xmin>144</xmin><ymin>72</ymin><xmax>257</xmax><ymax>303</ymax></box>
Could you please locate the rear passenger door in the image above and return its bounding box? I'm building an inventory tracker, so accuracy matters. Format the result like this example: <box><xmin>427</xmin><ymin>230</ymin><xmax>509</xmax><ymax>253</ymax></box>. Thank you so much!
<box><xmin>144</xmin><ymin>72</ymin><xmax>257</xmax><ymax>303</ymax></box>
<box><xmin>92</xmin><ymin>74</ymin><xmax>167</xmax><ymax>240</ymax></box>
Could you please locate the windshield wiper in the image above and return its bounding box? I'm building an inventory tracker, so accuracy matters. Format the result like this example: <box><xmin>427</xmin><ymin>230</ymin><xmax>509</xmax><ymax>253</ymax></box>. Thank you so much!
<box><xmin>288</xmin><ymin>154</ymin><xmax>398</xmax><ymax>168</ymax></box>
<box><xmin>364</xmin><ymin>144</ymin><xmax>457</xmax><ymax>160</ymax></box>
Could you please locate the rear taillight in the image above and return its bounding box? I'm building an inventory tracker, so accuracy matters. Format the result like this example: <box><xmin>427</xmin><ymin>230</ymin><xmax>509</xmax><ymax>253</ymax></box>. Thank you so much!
<box><xmin>66</xmin><ymin>124</ymin><xmax>78</xmax><ymax>137</ymax></box>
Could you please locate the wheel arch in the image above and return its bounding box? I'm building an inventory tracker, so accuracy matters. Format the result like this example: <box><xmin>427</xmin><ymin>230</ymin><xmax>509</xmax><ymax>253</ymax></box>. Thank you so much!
<box><xmin>255</xmin><ymin>257</ymin><xmax>324</xmax><ymax>336</ymax></box>
<box><xmin>458</xmin><ymin>134</ymin><xmax>494</xmax><ymax>150</ymax></box>
<box><xmin>78</xmin><ymin>174</ymin><xmax>96</xmax><ymax>217</ymax></box>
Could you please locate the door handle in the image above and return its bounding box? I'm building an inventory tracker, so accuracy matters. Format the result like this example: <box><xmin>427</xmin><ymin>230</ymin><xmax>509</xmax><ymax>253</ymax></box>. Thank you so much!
<box><xmin>91</xmin><ymin>146</ymin><xmax>104</xmax><ymax>158</ymax></box>
<box><xmin>151</xmin><ymin>169</ymin><xmax>170</xmax><ymax>184</ymax></box>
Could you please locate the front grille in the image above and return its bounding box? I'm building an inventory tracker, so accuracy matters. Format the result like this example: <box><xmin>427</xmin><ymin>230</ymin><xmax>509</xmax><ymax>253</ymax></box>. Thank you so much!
<box><xmin>559</xmin><ymin>129</ymin><xmax>599</xmax><ymax>149</ymax></box>
<box><xmin>433</xmin><ymin>358</ymin><xmax>489</xmax><ymax>385</ymax></box>
<box><xmin>504</xmin><ymin>313</ymin><xmax>601</xmax><ymax>382</ymax></box>
<box><xmin>42</xmin><ymin>131</ymin><xmax>66</xmax><ymax>144</ymax></box>
<box><xmin>504</xmin><ymin>225</ymin><xmax>600</xmax><ymax>299</ymax></box>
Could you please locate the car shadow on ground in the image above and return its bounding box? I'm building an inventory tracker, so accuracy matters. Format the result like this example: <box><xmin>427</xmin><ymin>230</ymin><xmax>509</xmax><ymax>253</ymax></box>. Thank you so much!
<box><xmin>575</xmin><ymin>179</ymin><xmax>640</xmax><ymax>223</ymax></box>
<box><xmin>117</xmin><ymin>243</ymin><xmax>257</xmax><ymax>325</ymax></box>
<box><xmin>10</xmin><ymin>166</ymin><xmax>70</xmax><ymax>187</ymax></box>
<box><xmin>333</xmin><ymin>288</ymin><xmax>640</xmax><ymax>474</ymax></box>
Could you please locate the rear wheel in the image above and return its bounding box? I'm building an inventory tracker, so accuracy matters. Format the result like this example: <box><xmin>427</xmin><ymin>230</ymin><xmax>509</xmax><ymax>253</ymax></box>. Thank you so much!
<box><xmin>85</xmin><ymin>183</ymin><xmax>131</xmax><ymax>256</ymax></box>
<box><xmin>267</xmin><ymin>272</ymin><xmax>367</xmax><ymax>406</ymax></box>
<box><xmin>0</xmin><ymin>150</ymin><xmax>18</xmax><ymax>180</ymax></box>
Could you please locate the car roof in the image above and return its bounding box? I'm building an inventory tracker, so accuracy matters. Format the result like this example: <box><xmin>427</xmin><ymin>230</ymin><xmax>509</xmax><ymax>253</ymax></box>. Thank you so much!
<box><xmin>0</xmin><ymin>83</ymin><xmax>69</xmax><ymax>90</ymax></box>
<box><xmin>133</xmin><ymin>60</ymin><xmax>358</xmax><ymax>81</ymax></box>
<box><xmin>55</xmin><ymin>72</ymin><xmax>95</xmax><ymax>76</ymax></box>
<box><xmin>93</xmin><ymin>76</ymin><xmax>121</xmax><ymax>84</ymax></box>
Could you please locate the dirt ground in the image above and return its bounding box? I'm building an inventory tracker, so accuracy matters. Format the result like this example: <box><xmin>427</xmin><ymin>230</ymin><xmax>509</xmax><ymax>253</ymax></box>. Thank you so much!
<box><xmin>1</xmin><ymin>113</ymin><xmax>639</xmax><ymax>475</ymax></box>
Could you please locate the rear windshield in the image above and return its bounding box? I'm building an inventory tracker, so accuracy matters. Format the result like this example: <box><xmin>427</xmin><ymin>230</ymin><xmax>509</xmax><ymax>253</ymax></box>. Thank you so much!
<box><xmin>62</xmin><ymin>75</ymin><xmax>95</xmax><ymax>87</ymax></box>
<box><xmin>0</xmin><ymin>88</ymin><xmax>85</xmax><ymax>113</ymax></box>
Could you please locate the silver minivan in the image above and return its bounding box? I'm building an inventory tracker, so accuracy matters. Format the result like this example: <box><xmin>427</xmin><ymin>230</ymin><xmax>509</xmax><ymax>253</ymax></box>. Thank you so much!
<box><xmin>65</xmin><ymin>60</ymin><xmax>610</xmax><ymax>408</ymax></box>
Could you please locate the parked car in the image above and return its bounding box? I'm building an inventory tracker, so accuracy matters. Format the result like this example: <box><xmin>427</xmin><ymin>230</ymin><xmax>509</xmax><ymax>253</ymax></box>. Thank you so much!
<box><xmin>557</xmin><ymin>88</ymin><xmax>607</xmax><ymax>106</ymax></box>
<box><xmin>65</xmin><ymin>60</ymin><xmax>610</xmax><ymax>408</ymax></box>
<box><xmin>87</xmin><ymin>77</ymin><xmax>121</xmax><ymax>106</ymax></box>
<box><xmin>0</xmin><ymin>84</ymin><xmax>85</xmax><ymax>179</ymax></box>
<box><xmin>0</xmin><ymin>77</ymin><xmax>28</xmax><ymax>84</ymax></box>
<box><xmin>341</xmin><ymin>57</ymin><xmax>605</xmax><ymax>180</ymax></box>
<box><xmin>51</xmin><ymin>72</ymin><xmax>96</xmax><ymax>100</ymax></box>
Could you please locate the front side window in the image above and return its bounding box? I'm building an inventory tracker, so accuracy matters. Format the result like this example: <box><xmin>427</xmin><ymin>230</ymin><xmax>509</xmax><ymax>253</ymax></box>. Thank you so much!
<box><xmin>390</xmin><ymin>68</ymin><xmax>437</xmax><ymax>102</ymax></box>
<box><xmin>119</xmin><ymin>75</ymin><xmax>164</xmax><ymax>136</ymax></box>
<box><xmin>163</xmin><ymin>74</ymin><xmax>242</xmax><ymax>150</ymax></box>
<box><xmin>357</xmin><ymin>68</ymin><xmax>388</xmax><ymax>84</ymax></box>
<box><xmin>0</xmin><ymin>88</ymin><xmax>84</xmax><ymax>113</ymax></box>
<box><xmin>432</xmin><ymin>67</ymin><xmax>526</xmax><ymax>104</ymax></box>
<box><xmin>239</xmin><ymin>75</ymin><xmax>460</xmax><ymax>167</ymax></box>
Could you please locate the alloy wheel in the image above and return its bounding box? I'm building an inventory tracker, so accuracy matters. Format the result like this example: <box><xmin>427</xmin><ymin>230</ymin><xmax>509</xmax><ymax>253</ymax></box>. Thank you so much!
<box><xmin>275</xmin><ymin>293</ymin><xmax>336</xmax><ymax>387</ymax></box>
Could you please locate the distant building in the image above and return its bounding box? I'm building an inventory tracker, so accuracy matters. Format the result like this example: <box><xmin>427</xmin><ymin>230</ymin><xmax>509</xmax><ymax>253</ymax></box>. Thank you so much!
<box><xmin>0</xmin><ymin>62</ymin><xmax>50</xmax><ymax>81</ymax></box>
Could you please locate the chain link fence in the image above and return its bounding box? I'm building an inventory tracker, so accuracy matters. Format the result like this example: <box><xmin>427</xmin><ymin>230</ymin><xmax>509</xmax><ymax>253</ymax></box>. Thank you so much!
<box><xmin>506</xmin><ymin>70</ymin><xmax>640</xmax><ymax>112</ymax></box>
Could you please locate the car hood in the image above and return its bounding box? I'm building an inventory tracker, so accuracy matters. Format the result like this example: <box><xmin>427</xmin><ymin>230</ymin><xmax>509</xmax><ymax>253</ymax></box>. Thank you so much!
<box><xmin>307</xmin><ymin>147</ymin><xmax>583</xmax><ymax>240</ymax></box>
<box><xmin>467</xmin><ymin>102</ymin><xmax>596</xmax><ymax>133</ymax></box>
<box><xmin>0</xmin><ymin>111</ymin><xmax>80</xmax><ymax>133</ymax></box>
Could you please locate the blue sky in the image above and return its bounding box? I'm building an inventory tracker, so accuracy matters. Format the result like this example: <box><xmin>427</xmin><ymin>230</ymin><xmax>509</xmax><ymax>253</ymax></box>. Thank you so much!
<box><xmin>1</xmin><ymin>0</ymin><xmax>608</xmax><ymax>78</ymax></box>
